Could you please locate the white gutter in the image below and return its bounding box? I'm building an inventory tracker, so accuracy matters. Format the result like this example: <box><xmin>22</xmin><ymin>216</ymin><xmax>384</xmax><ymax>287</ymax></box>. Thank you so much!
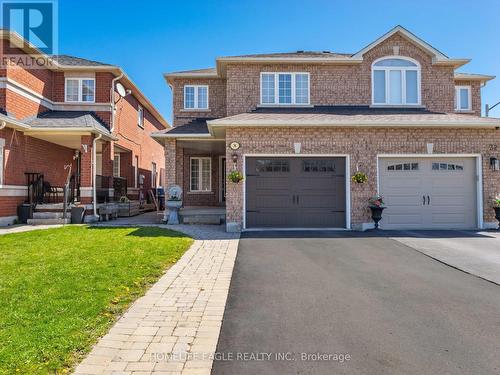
<box><xmin>110</xmin><ymin>73</ymin><xmax>124</xmax><ymax>132</ymax></box>
<box><xmin>0</xmin><ymin>121</ymin><xmax>6</xmax><ymax>130</ymax></box>
<box><xmin>92</xmin><ymin>133</ymin><xmax>103</xmax><ymax>219</ymax></box>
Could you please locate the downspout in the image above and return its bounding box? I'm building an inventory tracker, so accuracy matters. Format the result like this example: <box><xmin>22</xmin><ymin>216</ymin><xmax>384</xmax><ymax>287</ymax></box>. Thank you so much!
<box><xmin>110</xmin><ymin>73</ymin><xmax>124</xmax><ymax>132</ymax></box>
<box><xmin>92</xmin><ymin>133</ymin><xmax>103</xmax><ymax>219</ymax></box>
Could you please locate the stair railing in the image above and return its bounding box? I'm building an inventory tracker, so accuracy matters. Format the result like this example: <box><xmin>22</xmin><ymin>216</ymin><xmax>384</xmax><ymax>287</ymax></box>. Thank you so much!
<box><xmin>63</xmin><ymin>164</ymin><xmax>72</xmax><ymax>219</ymax></box>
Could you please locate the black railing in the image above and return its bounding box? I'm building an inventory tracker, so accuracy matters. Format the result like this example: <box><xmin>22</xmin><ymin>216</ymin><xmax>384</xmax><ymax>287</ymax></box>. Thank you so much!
<box><xmin>25</xmin><ymin>172</ymin><xmax>44</xmax><ymax>209</ymax></box>
<box><xmin>113</xmin><ymin>177</ymin><xmax>127</xmax><ymax>201</ymax></box>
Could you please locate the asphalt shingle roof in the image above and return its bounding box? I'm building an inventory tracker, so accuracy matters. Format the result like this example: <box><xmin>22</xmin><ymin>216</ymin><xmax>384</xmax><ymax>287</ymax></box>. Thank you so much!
<box><xmin>26</xmin><ymin>111</ymin><xmax>111</xmax><ymax>134</ymax></box>
<box><xmin>226</xmin><ymin>51</ymin><xmax>352</xmax><ymax>58</ymax></box>
<box><xmin>162</xmin><ymin>118</ymin><xmax>212</xmax><ymax>135</ymax></box>
<box><xmin>51</xmin><ymin>55</ymin><xmax>111</xmax><ymax>67</ymax></box>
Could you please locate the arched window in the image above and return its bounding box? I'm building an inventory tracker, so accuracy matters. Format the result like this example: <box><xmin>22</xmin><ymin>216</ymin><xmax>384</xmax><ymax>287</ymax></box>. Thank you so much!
<box><xmin>372</xmin><ymin>57</ymin><xmax>421</xmax><ymax>105</ymax></box>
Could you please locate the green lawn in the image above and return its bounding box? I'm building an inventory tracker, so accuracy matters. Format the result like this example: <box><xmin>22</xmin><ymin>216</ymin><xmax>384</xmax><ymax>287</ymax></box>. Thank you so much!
<box><xmin>0</xmin><ymin>226</ymin><xmax>193</xmax><ymax>374</ymax></box>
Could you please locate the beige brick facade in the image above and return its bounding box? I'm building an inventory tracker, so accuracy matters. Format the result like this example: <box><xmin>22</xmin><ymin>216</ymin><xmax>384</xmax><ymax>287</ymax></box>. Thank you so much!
<box><xmin>163</xmin><ymin>28</ymin><xmax>497</xmax><ymax>232</ymax></box>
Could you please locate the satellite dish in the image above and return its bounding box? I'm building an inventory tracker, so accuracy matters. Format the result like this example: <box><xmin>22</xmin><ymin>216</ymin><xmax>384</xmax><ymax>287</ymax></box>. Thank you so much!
<box><xmin>116</xmin><ymin>82</ymin><xmax>127</xmax><ymax>97</ymax></box>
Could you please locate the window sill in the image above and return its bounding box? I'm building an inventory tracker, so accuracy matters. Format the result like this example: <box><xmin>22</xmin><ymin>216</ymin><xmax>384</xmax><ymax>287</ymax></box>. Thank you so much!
<box><xmin>181</xmin><ymin>108</ymin><xmax>211</xmax><ymax>112</ymax></box>
<box><xmin>257</xmin><ymin>104</ymin><xmax>313</xmax><ymax>108</ymax></box>
<box><xmin>187</xmin><ymin>191</ymin><xmax>213</xmax><ymax>194</ymax></box>
<box><xmin>370</xmin><ymin>104</ymin><xmax>425</xmax><ymax>108</ymax></box>
<box><xmin>454</xmin><ymin>110</ymin><xmax>474</xmax><ymax>114</ymax></box>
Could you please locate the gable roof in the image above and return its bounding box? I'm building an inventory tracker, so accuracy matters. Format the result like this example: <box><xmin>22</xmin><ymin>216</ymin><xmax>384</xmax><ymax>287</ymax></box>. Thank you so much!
<box><xmin>165</xmin><ymin>25</ymin><xmax>473</xmax><ymax>82</ymax></box>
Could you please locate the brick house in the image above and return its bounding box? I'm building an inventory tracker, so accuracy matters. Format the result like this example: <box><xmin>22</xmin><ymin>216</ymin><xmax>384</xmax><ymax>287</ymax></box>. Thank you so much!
<box><xmin>153</xmin><ymin>25</ymin><xmax>500</xmax><ymax>232</ymax></box>
<box><xmin>0</xmin><ymin>30</ymin><xmax>167</xmax><ymax>225</ymax></box>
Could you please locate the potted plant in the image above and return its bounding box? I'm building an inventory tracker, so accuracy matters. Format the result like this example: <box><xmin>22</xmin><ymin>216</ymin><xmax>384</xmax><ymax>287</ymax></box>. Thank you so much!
<box><xmin>228</xmin><ymin>170</ymin><xmax>244</xmax><ymax>183</ymax></box>
<box><xmin>352</xmin><ymin>171</ymin><xmax>368</xmax><ymax>184</ymax></box>
<box><xmin>493</xmin><ymin>195</ymin><xmax>500</xmax><ymax>230</ymax></box>
<box><xmin>368</xmin><ymin>195</ymin><xmax>386</xmax><ymax>229</ymax></box>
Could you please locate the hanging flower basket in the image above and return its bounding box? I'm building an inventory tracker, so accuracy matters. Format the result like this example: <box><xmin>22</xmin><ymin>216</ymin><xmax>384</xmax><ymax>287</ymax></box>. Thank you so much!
<box><xmin>351</xmin><ymin>171</ymin><xmax>368</xmax><ymax>184</ymax></box>
<box><xmin>228</xmin><ymin>170</ymin><xmax>244</xmax><ymax>183</ymax></box>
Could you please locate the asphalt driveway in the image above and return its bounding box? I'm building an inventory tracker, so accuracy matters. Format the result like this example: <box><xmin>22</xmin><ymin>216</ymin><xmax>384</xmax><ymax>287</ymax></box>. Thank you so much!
<box><xmin>212</xmin><ymin>231</ymin><xmax>500</xmax><ymax>375</ymax></box>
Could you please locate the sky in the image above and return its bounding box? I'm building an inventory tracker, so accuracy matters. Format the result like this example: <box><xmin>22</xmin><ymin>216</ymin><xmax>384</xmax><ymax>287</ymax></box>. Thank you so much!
<box><xmin>52</xmin><ymin>0</ymin><xmax>500</xmax><ymax>123</ymax></box>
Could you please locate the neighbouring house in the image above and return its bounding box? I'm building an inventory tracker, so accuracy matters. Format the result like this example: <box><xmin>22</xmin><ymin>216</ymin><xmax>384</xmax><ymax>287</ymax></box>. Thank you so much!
<box><xmin>0</xmin><ymin>29</ymin><xmax>168</xmax><ymax>225</ymax></box>
<box><xmin>153</xmin><ymin>25</ymin><xmax>500</xmax><ymax>232</ymax></box>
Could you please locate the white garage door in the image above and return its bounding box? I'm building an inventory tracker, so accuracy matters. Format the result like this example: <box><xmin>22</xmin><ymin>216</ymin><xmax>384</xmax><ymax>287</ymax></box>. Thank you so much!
<box><xmin>379</xmin><ymin>157</ymin><xmax>477</xmax><ymax>230</ymax></box>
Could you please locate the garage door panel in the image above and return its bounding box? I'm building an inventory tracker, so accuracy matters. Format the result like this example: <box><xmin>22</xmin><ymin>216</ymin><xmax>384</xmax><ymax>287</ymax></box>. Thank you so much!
<box><xmin>379</xmin><ymin>157</ymin><xmax>477</xmax><ymax>230</ymax></box>
<box><xmin>246</xmin><ymin>157</ymin><xmax>346</xmax><ymax>228</ymax></box>
<box><xmin>386</xmin><ymin>214</ymin><xmax>423</xmax><ymax>225</ymax></box>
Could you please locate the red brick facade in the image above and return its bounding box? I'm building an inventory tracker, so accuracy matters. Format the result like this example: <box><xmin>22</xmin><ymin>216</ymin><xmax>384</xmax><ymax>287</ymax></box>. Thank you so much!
<box><xmin>0</xmin><ymin>40</ymin><xmax>167</xmax><ymax>223</ymax></box>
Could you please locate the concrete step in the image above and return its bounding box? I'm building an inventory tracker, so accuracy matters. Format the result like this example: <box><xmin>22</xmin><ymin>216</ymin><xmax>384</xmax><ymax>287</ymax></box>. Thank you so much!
<box><xmin>27</xmin><ymin>218</ymin><xmax>71</xmax><ymax>225</ymax></box>
<box><xmin>33</xmin><ymin>211</ymin><xmax>65</xmax><ymax>219</ymax></box>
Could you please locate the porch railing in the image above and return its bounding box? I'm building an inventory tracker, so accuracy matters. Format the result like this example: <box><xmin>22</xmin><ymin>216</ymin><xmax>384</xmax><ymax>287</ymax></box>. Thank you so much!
<box><xmin>25</xmin><ymin>172</ymin><xmax>44</xmax><ymax>209</ymax></box>
<box><xmin>113</xmin><ymin>177</ymin><xmax>127</xmax><ymax>201</ymax></box>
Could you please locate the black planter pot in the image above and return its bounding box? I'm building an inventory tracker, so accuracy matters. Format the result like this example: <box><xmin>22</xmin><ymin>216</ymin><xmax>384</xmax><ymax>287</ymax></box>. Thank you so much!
<box><xmin>369</xmin><ymin>206</ymin><xmax>386</xmax><ymax>229</ymax></box>
<box><xmin>494</xmin><ymin>207</ymin><xmax>500</xmax><ymax>230</ymax></box>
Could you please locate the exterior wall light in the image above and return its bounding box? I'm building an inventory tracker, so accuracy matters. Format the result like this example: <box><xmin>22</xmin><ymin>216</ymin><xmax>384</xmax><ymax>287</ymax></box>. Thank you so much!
<box><xmin>490</xmin><ymin>157</ymin><xmax>500</xmax><ymax>171</ymax></box>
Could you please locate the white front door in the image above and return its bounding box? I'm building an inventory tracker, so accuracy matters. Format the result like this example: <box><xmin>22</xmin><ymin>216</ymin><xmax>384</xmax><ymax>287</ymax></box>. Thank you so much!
<box><xmin>379</xmin><ymin>157</ymin><xmax>477</xmax><ymax>230</ymax></box>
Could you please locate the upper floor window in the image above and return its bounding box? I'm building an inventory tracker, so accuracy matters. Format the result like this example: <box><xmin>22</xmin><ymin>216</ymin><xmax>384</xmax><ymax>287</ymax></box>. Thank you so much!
<box><xmin>184</xmin><ymin>85</ymin><xmax>208</xmax><ymax>109</ymax></box>
<box><xmin>65</xmin><ymin>78</ymin><xmax>95</xmax><ymax>103</ymax></box>
<box><xmin>260</xmin><ymin>72</ymin><xmax>310</xmax><ymax>105</ymax></box>
<box><xmin>138</xmin><ymin>105</ymin><xmax>144</xmax><ymax>128</ymax></box>
<box><xmin>455</xmin><ymin>86</ymin><xmax>471</xmax><ymax>111</ymax></box>
<box><xmin>372</xmin><ymin>57</ymin><xmax>420</xmax><ymax>106</ymax></box>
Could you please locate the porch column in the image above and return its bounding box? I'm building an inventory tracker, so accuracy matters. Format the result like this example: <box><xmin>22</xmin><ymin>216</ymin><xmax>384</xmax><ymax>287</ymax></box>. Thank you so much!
<box><xmin>101</xmin><ymin>141</ymin><xmax>114</xmax><ymax>201</ymax></box>
<box><xmin>164</xmin><ymin>139</ymin><xmax>177</xmax><ymax>188</ymax></box>
<box><xmin>80</xmin><ymin>135</ymin><xmax>94</xmax><ymax>204</ymax></box>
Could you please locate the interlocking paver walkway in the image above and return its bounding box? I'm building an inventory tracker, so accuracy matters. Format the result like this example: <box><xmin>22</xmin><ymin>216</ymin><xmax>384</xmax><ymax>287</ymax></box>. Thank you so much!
<box><xmin>74</xmin><ymin>227</ymin><xmax>239</xmax><ymax>375</ymax></box>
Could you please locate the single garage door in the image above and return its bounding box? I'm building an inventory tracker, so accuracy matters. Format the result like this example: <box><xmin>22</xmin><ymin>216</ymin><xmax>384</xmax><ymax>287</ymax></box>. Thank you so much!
<box><xmin>245</xmin><ymin>157</ymin><xmax>346</xmax><ymax>228</ymax></box>
<box><xmin>379</xmin><ymin>157</ymin><xmax>477</xmax><ymax>230</ymax></box>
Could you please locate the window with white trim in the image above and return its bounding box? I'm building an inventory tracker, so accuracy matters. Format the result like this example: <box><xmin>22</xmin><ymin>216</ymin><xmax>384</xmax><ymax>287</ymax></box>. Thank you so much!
<box><xmin>260</xmin><ymin>72</ymin><xmax>310</xmax><ymax>105</ymax></box>
<box><xmin>113</xmin><ymin>154</ymin><xmax>121</xmax><ymax>177</ymax></box>
<box><xmin>65</xmin><ymin>78</ymin><xmax>95</xmax><ymax>102</ymax></box>
<box><xmin>138</xmin><ymin>105</ymin><xmax>144</xmax><ymax>128</ymax></box>
<box><xmin>184</xmin><ymin>85</ymin><xmax>208</xmax><ymax>109</ymax></box>
<box><xmin>455</xmin><ymin>86</ymin><xmax>471</xmax><ymax>111</ymax></box>
<box><xmin>0</xmin><ymin>138</ymin><xmax>5</xmax><ymax>185</ymax></box>
<box><xmin>190</xmin><ymin>157</ymin><xmax>211</xmax><ymax>192</ymax></box>
<box><xmin>372</xmin><ymin>57</ymin><xmax>420</xmax><ymax>105</ymax></box>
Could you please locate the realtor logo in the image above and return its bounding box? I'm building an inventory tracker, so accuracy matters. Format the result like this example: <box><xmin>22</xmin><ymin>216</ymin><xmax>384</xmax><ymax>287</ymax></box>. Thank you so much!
<box><xmin>1</xmin><ymin>0</ymin><xmax>58</xmax><ymax>54</ymax></box>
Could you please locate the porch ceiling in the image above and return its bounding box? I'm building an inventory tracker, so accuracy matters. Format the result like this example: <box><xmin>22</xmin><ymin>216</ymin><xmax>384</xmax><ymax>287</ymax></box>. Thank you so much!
<box><xmin>27</xmin><ymin>132</ymin><xmax>89</xmax><ymax>150</ymax></box>
<box><xmin>177</xmin><ymin>140</ymin><xmax>226</xmax><ymax>153</ymax></box>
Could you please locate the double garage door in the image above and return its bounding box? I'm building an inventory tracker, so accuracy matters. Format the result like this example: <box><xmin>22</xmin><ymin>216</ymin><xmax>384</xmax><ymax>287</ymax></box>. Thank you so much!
<box><xmin>245</xmin><ymin>156</ymin><xmax>478</xmax><ymax>230</ymax></box>
<box><xmin>245</xmin><ymin>157</ymin><xmax>346</xmax><ymax>228</ymax></box>
<box><xmin>379</xmin><ymin>157</ymin><xmax>478</xmax><ymax>230</ymax></box>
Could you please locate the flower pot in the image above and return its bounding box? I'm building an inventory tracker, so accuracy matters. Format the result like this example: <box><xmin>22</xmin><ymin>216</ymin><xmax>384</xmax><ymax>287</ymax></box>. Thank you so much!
<box><xmin>369</xmin><ymin>206</ymin><xmax>386</xmax><ymax>229</ymax></box>
<box><xmin>494</xmin><ymin>207</ymin><xmax>500</xmax><ymax>230</ymax></box>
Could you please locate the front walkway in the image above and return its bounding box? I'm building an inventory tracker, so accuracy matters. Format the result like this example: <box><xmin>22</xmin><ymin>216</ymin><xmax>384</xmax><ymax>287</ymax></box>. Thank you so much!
<box><xmin>74</xmin><ymin>225</ymin><xmax>239</xmax><ymax>375</ymax></box>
